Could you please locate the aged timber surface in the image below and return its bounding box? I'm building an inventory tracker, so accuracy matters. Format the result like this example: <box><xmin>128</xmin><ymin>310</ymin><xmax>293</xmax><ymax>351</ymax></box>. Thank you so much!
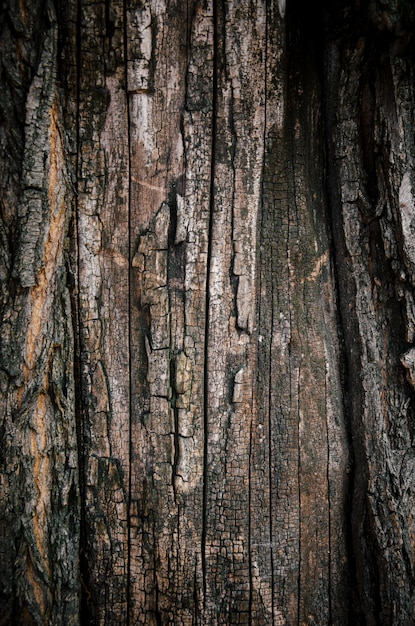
<box><xmin>0</xmin><ymin>0</ymin><xmax>415</xmax><ymax>624</ymax></box>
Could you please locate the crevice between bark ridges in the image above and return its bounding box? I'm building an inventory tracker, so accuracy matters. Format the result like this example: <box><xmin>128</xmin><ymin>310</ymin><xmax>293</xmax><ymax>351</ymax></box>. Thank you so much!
<box><xmin>123</xmin><ymin>0</ymin><xmax>132</xmax><ymax>620</ymax></box>
<box><xmin>201</xmin><ymin>0</ymin><xmax>218</xmax><ymax>605</ymax></box>
<box><xmin>75</xmin><ymin>0</ymin><xmax>94</xmax><ymax>620</ymax></box>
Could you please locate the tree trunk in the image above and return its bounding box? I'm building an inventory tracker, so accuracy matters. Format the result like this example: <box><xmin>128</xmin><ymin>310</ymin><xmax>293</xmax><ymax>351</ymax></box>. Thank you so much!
<box><xmin>1</xmin><ymin>0</ymin><xmax>414</xmax><ymax>624</ymax></box>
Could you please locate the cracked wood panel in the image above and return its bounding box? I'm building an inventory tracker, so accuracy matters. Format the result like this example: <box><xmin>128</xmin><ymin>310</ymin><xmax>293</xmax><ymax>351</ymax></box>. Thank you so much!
<box><xmin>202</xmin><ymin>1</ymin><xmax>266</xmax><ymax>623</ymax></box>
<box><xmin>325</xmin><ymin>5</ymin><xmax>415</xmax><ymax>621</ymax></box>
<box><xmin>256</xmin><ymin>4</ymin><xmax>350</xmax><ymax>624</ymax></box>
<box><xmin>128</xmin><ymin>1</ymin><xmax>211</xmax><ymax>621</ymax></box>
<box><xmin>125</xmin><ymin>0</ymin><xmax>349</xmax><ymax>623</ymax></box>
<box><xmin>77</xmin><ymin>0</ymin><xmax>130</xmax><ymax>620</ymax></box>
<box><xmin>0</xmin><ymin>0</ymin><xmax>80</xmax><ymax>623</ymax></box>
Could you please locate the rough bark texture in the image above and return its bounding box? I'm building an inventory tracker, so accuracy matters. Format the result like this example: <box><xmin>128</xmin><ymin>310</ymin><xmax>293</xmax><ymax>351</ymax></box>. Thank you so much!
<box><xmin>1</xmin><ymin>0</ymin><xmax>415</xmax><ymax>624</ymax></box>
<box><xmin>0</xmin><ymin>0</ymin><xmax>80</xmax><ymax>623</ymax></box>
<box><xmin>324</xmin><ymin>2</ymin><xmax>415</xmax><ymax>623</ymax></box>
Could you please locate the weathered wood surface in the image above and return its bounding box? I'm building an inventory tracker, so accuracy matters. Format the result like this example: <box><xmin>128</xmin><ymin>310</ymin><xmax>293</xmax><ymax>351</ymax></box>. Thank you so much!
<box><xmin>0</xmin><ymin>0</ymin><xmax>414</xmax><ymax>624</ymax></box>
<box><xmin>0</xmin><ymin>1</ymin><xmax>79</xmax><ymax>623</ymax></box>
<box><xmin>325</xmin><ymin>2</ymin><xmax>415</xmax><ymax>622</ymax></box>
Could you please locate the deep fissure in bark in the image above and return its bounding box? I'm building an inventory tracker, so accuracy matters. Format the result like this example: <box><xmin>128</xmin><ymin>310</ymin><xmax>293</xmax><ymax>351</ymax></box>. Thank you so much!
<box><xmin>123</xmin><ymin>0</ymin><xmax>133</xmax><ymax>618</ymax></box>
<box><xmin>72</xmin><ymin>0</ymin><xmax>93</xmax><ymax>621</ymax></box>
<box><xmin>321</xmin><ymin>1</ymin><xmax>415</xmax><ymax>622</ymax></box>
<box><xmin>323</xmin><ymin>35</ymin><xmax>365</xmax><ymax>625</ymax></box>
<box><xmin>201</xmin><ymin>0</ymin><xmax>218</xmax><ymax>602</ymax></box>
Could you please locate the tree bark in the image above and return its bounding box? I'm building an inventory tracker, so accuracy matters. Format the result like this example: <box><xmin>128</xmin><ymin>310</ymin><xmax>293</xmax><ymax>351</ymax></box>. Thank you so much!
<box><xmin>0</xmin><ymin>1</ymin><xmax>79</xmax><ymax>623</ymax></box>
<box><xmin>1</xmin><ymin>0</ymin><xmax>414</xmax><ymax>624</ymax></box>
<box><xmin>324</xmin><ymin>2</ymin><xmax>415</xmax><ymax>622</ymax></box>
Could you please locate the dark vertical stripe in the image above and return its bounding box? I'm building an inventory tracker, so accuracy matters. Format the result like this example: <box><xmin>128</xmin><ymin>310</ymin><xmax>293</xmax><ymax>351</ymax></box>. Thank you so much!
<box><xmin>201</xmin><ymin>0</ymin><xmax>219</xmax><ymax>601</ymax></box>
<box><xmin>123</xmin><ymin>0</ymin><xmax>132</xmax><ymax>620</ymax></box>
<box><xmin>74</xmin><ymin>0</ymin><xmax>91</xmax><ymax>621</ymax></box>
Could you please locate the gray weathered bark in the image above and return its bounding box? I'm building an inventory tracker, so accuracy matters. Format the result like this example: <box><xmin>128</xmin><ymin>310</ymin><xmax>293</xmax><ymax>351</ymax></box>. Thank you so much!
<box><xmin>0</xmin><ymin>0</ymin><xmax>414</xmax><ymax>624</ymax></box>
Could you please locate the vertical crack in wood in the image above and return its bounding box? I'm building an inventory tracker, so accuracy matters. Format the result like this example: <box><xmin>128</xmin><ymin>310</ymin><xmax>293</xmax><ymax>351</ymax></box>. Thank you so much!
<box><xmin>325</xmin><ymin>367</ymin><xmax>333</xmax><ymax>625</ymax></box>
<box><xmin>258</xmin><ymin>4</ymin><xmax>275</xmax><ymax>623</ymax></box>
<box><xmin>248</xmin><ymin>417</ymin><xmax>253</xmax><ymax>625</ymax></box>
<box><xmin>268</xmin><ymin>296</ymin><xmax>276</xmax><ymax>626</ymax></box>
<box><xmin>286</xmin><ymin>118</ymin><xmax>300</xmax><ymax>625</ymax></box>
<box><xmin>323</xmin><ymin>37</ymin><xmax>356</xmax><ymax>623</ymax></box>
<box><xmin>298</xmin><ymin>321</ymin><xmax>306</xmax><ymax>624</ymax></box>
<box><xmin>74</xmin><ymin>0</ymin><xmax>92</xmax><ymax>621</ymax></box>
<box><xmin>201</xmin><ymin>0</ymin><xmax>218</xmax><ymax>603</ymax></box>
<box><xmin>170</xmin><ymin>356</ymin><xmax>180</xmax><ymax>505</ymax></box>
<box><xmin>123</xmin><ymin>0</ymin><xmax>132</xmax><ymax>620</ymax></box>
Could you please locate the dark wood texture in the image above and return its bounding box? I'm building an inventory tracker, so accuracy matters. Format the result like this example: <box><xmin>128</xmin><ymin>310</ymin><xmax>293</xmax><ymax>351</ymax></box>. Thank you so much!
<box><xmin>1</xmin><ymin>0</ymin><xmax>414</xmax><ymax>624</ymax></box>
